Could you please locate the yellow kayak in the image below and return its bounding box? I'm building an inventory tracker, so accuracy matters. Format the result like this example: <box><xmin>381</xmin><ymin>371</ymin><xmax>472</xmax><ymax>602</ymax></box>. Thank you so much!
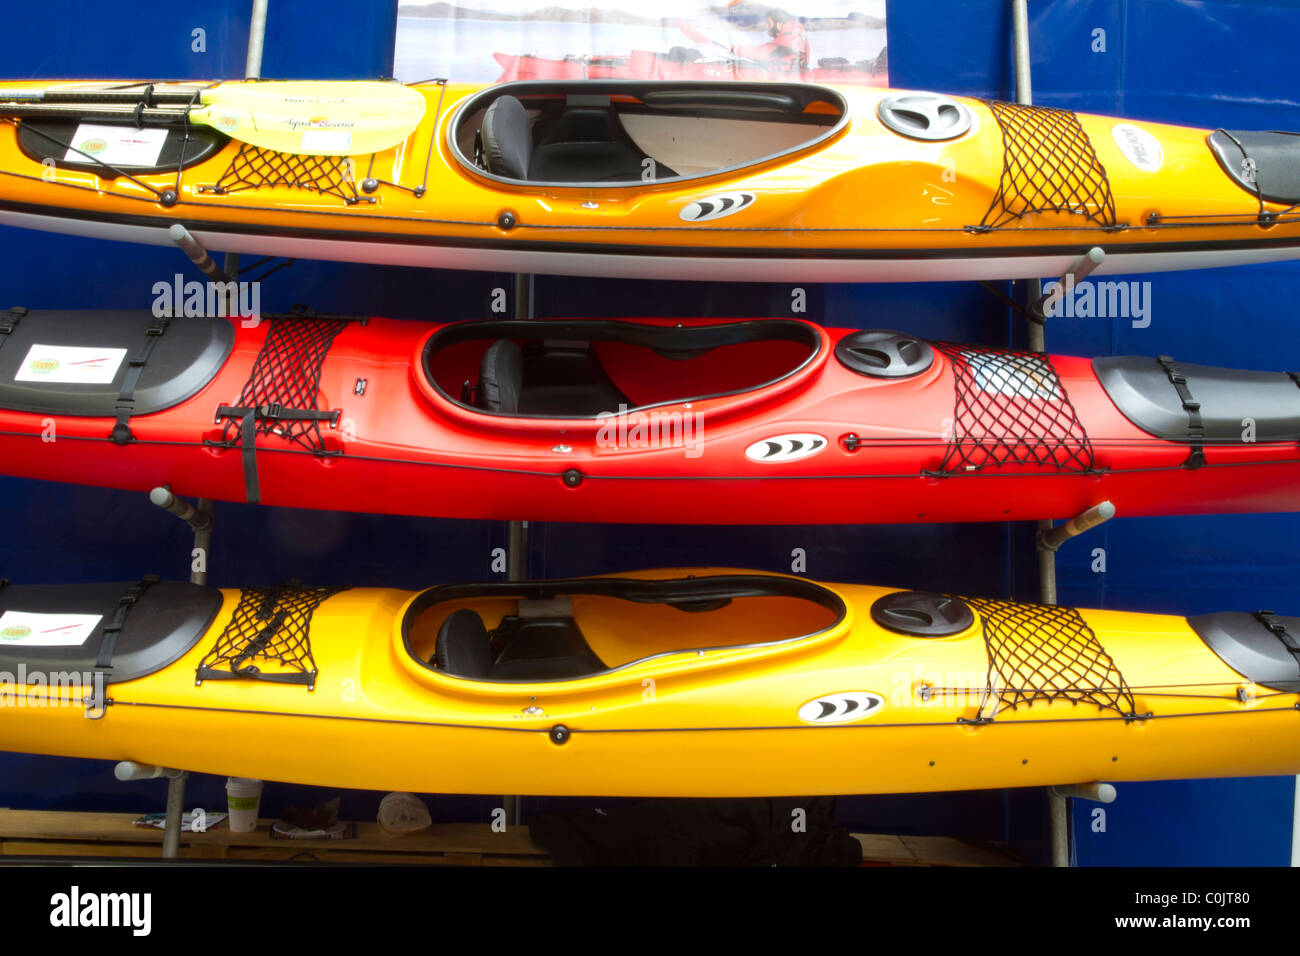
<box><xmin>1</xmin><ymin>569</ymin><xmax>1297</xmax><ymax>796</ymax></box>
<box><xmin>0</xmin><ymin>79</ymin><xmax>1296</xmax><ymax>281</ymax></box>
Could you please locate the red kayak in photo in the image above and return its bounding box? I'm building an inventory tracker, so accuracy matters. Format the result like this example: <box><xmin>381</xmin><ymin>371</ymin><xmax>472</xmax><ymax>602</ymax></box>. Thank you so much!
<box><xmin>0</xmin><ymin>307</ymin><xmax>1297</xmax><ymax>524</ymax></box>
<box><xmin>491</xmin><ymin>51</ymin><xmax>887</xmax><ymax>86</ymax></box>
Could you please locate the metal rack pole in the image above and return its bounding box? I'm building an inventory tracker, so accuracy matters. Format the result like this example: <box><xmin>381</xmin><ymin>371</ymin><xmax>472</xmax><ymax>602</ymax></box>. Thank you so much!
<box><xmin>1012</xmin><ymin>1</ymin><xmax>1121</xmax><ymax>867</ymax></box>
<box><xmin>114</xmin><ymin>762</ymin><xmax>189</xmax><ymax>859</ymax></box>
<box><xmin>224</xmin><ymin>0</ymin><xmax>270</xmax><ymax>281</ymax></box>
<box><xmin>149</xmin><ymin>486</ymin><xmax>214</xmax><ymax>586</ymax></box>
<box><xmin>502</xmin><ymin>272</ymin><xmax>535</xmax><ymax>828</ymax></box>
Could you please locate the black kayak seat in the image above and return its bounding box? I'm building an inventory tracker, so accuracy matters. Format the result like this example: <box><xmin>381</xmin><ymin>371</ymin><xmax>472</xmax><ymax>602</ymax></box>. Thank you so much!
<box><xmin>1094</xmin><ymin>355</ymin><xmax>1300</xmax><ymax>442</ymax></box>
<box><xmin>1189</xmin><ymin>611</ymin><xmax>1300</xmax><ymax>693</ymax></box>
<box><xmin>0</xmin><ymin>309</ymin><xmax>234</xmax><ymax>417</ymax></box>
<box><xmin>477</xmin><ymin>339</ymin><xmax>631</xmax><ymax>417</ymax></box>
<box><xmin>432</xmin><ymin>608</ymin><xmax>606</xmax><ymax>681</ymax></box>
<box><xmin>491</xmin><ymin>615</ymin><xmax>607</xmax><ymax>680</ymax></box>
<box><xmin>0</xmin><ymin>581</ymin><xmax>222</xmax><ymax>684</ymax></box>
<box><xmin>1207</xmin><ymin>130</ymin><xmax>1300</xmax><ymax>205</ymax></box>
<box><xmin>477</xmin><ymin>340</ymin><xmax>524</xmax><ymax>414</ymax></box>
<box><xmin>480</xmin><ymin>94</ymin><xmax>677</xmax><ymax>184</ymax></box>
<box><xmin>433</xmin><ymin>608</ymin><xmax>494</xmax><ymax>679</ymax></box>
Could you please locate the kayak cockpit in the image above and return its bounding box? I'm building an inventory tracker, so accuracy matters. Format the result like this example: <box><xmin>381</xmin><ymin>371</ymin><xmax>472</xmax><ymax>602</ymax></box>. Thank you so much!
<box><xmin>449</xmin><ymin>80</ymin><xmax>847</xmax><ymax>186</ymax></box>
<box><xmin>402</xmin><ymin>575</ymin><xmax>845</xmax><ymax>683</ymax></box>
<box><xmin>422</xmin><ymin>318</ymin><xmax>822</xmax><ymax>419</ymax></box>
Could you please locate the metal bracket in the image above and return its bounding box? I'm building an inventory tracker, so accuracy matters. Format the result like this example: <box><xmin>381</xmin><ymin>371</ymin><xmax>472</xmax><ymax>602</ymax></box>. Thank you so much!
<box><xmin>149</xmin><ymin>486</ymin><xmax>214</xmax><ymax>586</ymax></box>
<box><xmin>1030</xmin><ymin>247</ymin><xmax>1107</xmax><ymax>325</ymax></box>
<box><xmin>1037</xmin><ymin>501</ymin><xmax>1117</xmax><ymax>553</ymax></box>
<box><xmin>115</xmin><ymin>762</ymin><xmax>190</xmax><ymax>859</ymax></box>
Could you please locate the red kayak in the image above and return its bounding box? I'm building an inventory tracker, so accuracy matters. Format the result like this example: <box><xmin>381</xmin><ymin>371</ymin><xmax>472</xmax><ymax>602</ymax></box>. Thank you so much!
<box><xmin>0</xmin><ymin>307</ymin><xmax>1297</xmax><ymax>523</ymax></box>
<box><xmin>491</xmin><ymin>51</ymin><xmax>887</xmax><ymax>86</ymax></box>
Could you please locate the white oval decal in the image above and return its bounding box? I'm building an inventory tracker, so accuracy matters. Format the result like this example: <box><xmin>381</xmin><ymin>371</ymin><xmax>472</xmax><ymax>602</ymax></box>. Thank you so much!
<box><xmin>679</xmin><ymin>192</ymin><xmax>756</xmax><ymax>222</ymax></box>
<box><xmin>798</xmin><ymin>692</ymin><xmax>885</xmax><ymax>724</ymax></box>
<box><xmin>1111</xmin><ymin>123</ymin><xmax>1163</xmax><ymax>173</ymax></box>
<box><xmin>744</xmin><ymin>433</ymin><xmax>827</xmax><ymax>463</ymax></box>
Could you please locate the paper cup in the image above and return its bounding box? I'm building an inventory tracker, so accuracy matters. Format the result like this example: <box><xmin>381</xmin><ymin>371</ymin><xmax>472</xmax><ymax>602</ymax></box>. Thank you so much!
<box><xmin>225</xmin><ymin>777</ymin><xmax>263</xmax><ymax>833</ymax></box>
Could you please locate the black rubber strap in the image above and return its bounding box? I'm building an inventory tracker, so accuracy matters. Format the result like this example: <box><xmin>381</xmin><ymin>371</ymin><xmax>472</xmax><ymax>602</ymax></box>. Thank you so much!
<box><xmin>212</xmin><ymin>403</ymin><xmax>340</xmax><ymax>505</ymax></box>
<box><xmin>110</xmin><ymin>316</ymin><xmax>170</xmax><ymax>445</ymax></box>
<box><xmin>1254</xmin><ymin>611</ymin><xmax>1300</xmax><ymax>668</ymax></box>
<box><xmin>0</xmin><ymin>306</ymin><xmax>26</xmax><ymax>356</ymax></box>
<box><xmin>94</xmin><ymin>575</ymin><xmax>159</xmax><ymax>671</ymax></box>
<box><xmin>1156</xmin><ymin>355</ymin><xmax>1206</xmax><ymax>469</ymax></box>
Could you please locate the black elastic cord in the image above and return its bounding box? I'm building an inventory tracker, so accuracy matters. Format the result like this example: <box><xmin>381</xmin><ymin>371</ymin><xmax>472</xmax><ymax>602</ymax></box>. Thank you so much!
<box><xmin>1156</xmin><ymin>355</ymin><xmax>1206</xmax><ymax>469</ymax></box>
<box><xmin>94</xmin><ymin>575</ymin><xmax>159</xmax><ymax>671</ymax></box>
<box><xmin>110</xmin><ymin>316</ymin><xmax>170</xmax><ymax>444</ymax></box>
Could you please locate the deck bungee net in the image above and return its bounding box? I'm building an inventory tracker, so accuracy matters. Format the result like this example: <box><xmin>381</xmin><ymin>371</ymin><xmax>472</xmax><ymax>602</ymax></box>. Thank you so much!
<box><xmin>960</xmin><ymin>598</ymin><xmax>1139</xmax><ymax>722</ymax></box>
<box><xmin>2</xmin><ymin>83</ymin><xmax>1297</xmax><ymax>237</ymax></box>
<box><xmin>927</xmin><ymin>342</ymin><xmax>1097</xmax><ymax>476</ymax></box>
<box><xmin>195</xmin><ymin>582</ymin><xmax>347</xmax><ymax>689</ymax></box>
<box><xmin>209</xmin><ymin>310</ymin><xmax>359</xmax><ymax>503</ymax></box>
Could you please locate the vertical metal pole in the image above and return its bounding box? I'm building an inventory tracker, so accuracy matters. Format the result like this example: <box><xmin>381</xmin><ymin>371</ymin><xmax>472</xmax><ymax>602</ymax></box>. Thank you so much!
<box><xmin>502</xmin><ymin>272</ymin><xmax>534</xmax><ymax>827</ymax></box>
<box><xmin>245</xmin><ymin>0</ymin><xmax>269</xmax><ymax>80</ymax></box>
<box><xmin>1011</xmin><ymin>0</ymin><xmax>1072</xmax><ymax>867</ymax></box>
<box><xmin>162</xmin><ymin>770</ymin><xmax>189</xmax><ymax>859</ymax></box>
<box><xmin>1012</xmin><ymin>0</ymin><xmax>1033</xmax><ymax>111</ymax></box>
<box><xmin>223</xmin><ymin>0</ymin><xmax>269</xmax><ymax>280</ymax></box>
<box><xmin>192</xmin><ymin>499</ymin><xmax>213</xmax><ymax>586</ymax></box>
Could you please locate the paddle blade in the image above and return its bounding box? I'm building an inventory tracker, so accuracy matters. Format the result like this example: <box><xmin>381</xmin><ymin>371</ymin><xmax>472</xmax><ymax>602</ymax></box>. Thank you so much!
<box><xmin>191</xmin><ymin>82</ymin><xmax>427</xmax><ymax>155</ymax></box>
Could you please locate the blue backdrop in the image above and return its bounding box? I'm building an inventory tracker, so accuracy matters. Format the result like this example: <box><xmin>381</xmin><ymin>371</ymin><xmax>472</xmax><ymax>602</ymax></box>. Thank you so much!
<box><xmin>0</xmin><ymin>0</ymin><xmax>1295</xmax><ymax>866</ymax></box>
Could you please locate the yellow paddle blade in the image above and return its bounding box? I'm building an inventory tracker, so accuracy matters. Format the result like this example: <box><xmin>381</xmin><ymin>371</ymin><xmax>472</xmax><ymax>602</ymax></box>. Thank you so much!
<box><xmin>191</xmin><ymin>81</ymin><xmax>427</xmax><ymax>156</ymax></box>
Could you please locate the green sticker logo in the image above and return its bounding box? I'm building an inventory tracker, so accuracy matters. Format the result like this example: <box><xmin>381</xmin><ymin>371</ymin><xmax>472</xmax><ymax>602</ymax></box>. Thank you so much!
<box><xmin>28</xmin><ymin>358</ymin><xmax>59</xmax><ymax>374</ymax></box>
<box><xmin>1</xmin><ymin>625</ymin><xmax>32</xmax><ymax>641</ymax></box>
<box><xmin>79</xmin><ymin>137</ymin><xmax>108</xmax><ymax>155</ymax></box>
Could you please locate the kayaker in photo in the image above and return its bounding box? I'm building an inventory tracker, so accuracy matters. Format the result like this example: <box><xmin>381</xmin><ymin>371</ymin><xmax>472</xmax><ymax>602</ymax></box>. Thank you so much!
<box><xmin>730</xmin><ymin>8</ymin><xmax>811</xmax><ymax>71</ymax></box>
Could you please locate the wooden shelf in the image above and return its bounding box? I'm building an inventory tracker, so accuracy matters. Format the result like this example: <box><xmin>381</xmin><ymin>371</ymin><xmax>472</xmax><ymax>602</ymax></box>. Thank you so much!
<box><xmin>0</xmin><ymin>809</ymin><xmax>1024</xmax><ymax>866</ymax></box>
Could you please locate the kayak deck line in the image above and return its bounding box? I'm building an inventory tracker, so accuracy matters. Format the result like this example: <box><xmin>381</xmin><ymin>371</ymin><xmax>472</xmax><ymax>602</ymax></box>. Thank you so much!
<box><xmin>2</xmin><ymin>425</ymin><xmax>1299</xmax><ymax>481</ymax></box>
<box><xmin>97</xmin><ymin>697</ymin><xmax>1298</xmax><ymax>731</ymax></box>
<box><xmin>4</xmin><ymin>165</ymin><xmax>1299</xmax><ymax>235</ymax></box>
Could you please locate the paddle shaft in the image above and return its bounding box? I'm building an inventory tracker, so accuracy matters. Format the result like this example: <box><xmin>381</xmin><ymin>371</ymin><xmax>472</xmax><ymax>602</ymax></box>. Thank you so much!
<box><xmin>0</xmin><ymin>87</ymin><xmax>203</xmax><ymax>106</ymax></box>
<box><xmin>0</xmin><ymin>102</ymin><xmax>216</xmax><ymax>127</ymax></box>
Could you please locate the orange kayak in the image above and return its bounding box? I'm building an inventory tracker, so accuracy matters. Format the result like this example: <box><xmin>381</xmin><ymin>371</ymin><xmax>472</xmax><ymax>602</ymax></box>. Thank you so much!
<box><xmin>0</xmin><ymin>79</ymin><xmax>1296</xmax><ymax>281</ymax></box>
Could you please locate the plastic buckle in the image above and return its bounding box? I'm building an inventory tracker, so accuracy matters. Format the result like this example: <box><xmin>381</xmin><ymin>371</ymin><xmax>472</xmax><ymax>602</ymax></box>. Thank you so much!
<box><xmin>259</xmin><ymin>402</ymin><xmax>284</xmax><ymax>420</ymax></box>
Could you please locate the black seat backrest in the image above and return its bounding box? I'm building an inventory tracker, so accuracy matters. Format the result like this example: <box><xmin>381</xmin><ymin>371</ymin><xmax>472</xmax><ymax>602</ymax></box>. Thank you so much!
<box><xmin>477</xmin><ymin>340</ymin><xmax>523</xmax><ymax>414</ymax></box>
<box><xmin>433</xmin><ymin>609</ymin><xmax>494</xmax><ymax>679</ymax></box>
<box><xmin>480</xmin><ymin>95</ymin><xmax>533</xmax><ymax>180</ymax></box>
<box><xmin>529</xmin><ymin>106</ymin><xmax>678</xmax><ymax>184</ymax></box>
<box><xmin>535</xmin><ymin>108</ymin><xmax>628</xmax><ymax>148</ymax></box>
